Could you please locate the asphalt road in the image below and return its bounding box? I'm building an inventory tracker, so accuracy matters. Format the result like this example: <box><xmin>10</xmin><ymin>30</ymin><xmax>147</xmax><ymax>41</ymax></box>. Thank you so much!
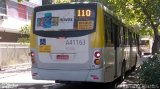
<box><xmin>16</xmin><ymin>83</ymin><xmax>117</xmax><ymax>89</ymax></box>
<box><xmin>0</xmin><ymin>56</ymin><xmax>152</xmax><ymax>89</ymax></box>
<box><xmin>0</xmin><ymin>71</ymin><xmax>117</xmax><ymax>89</ymax></box>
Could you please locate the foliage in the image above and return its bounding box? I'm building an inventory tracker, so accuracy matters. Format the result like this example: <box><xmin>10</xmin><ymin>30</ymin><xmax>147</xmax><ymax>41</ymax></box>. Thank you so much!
<box><xmin>17</xmin><ymin>25</ymin><xmax>30</xmax><ymax>43</ymax></box>
<box><xmin>137</xmin><ymin>55</ymin><xmax>160</xmax><ymax>85</ymax></box>
<box><xmin>18</xmin><ymin>0</ymin><xmax>71</xmax><ymax>4</ymax></box>
<box><xmin>139</xmin><ymin>27</ymin><xmax>153</xmax><ymax>36</ymax></box>
<box><xmin>17</xmin><ymin>0</ymin><xmax>29</xmax><ymax>2</ymax></box>
<box><xmin>94</xmin><ymin>0</ymin><xmax>160</xmax><ymax>54</ymax></box>
<box><xmin>55</xmin><ymin>0</ymin><xmax>71</xmax><ymax>4</ymax></box>
<box><xmin>107</xmin><ymin>0</ymin><xmax>160</xmax><ymax>33</ymax></box>
<box><xmin>82</xmin><ymin>0</ymin><xmax>158</xmax><ymax>36</ymax></box>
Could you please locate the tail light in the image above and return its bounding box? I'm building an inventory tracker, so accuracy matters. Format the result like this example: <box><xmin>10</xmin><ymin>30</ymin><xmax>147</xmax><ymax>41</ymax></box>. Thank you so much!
<box><xmin>30</xmin><ymin>51</ymin><xmax>36</xmax><ymax>64</ymax></box>
<box><xmin>94</xmin><ymin>51</ymin><xmax>101</xmax><ymax>58</ymax></box>
<box><xmin>93</xmin><ymin>50</ymin><xmax>101</xmax><ymax>65</ymax></box>
<box><xmin>31</xmin><ymin>52</ymin><xmax>35</xmax><ymax>57</ymax></box>
<box><xmin>94</xmin><ymin>59</ymin><xmax>101</xmax><ymax>65</ymax></box>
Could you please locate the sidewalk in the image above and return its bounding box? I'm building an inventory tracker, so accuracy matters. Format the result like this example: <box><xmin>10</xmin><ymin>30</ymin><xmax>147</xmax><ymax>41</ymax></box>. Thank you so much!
<box><xmin>117</xmin><ymin>55</ymin><xmax>153</xmax><ymax>89</ymax></box>
<box><xmin>0</xmin><ymin>63</ymin><xmax>54</xmax><ymax>83</ymax></box>
<box><xmin>0</xmin><ymin>63</ymin><xmax>31</xmax><ymax>79</ymax></box>
<box><xmin>1</xmin><ymin>63</ymin><xmax>31</xmax><ymax>71</ymax></box>
<box><xmin>137</xmin><ymin>55</ymin><xmax>151</xmax><ymax>66</ymax></box>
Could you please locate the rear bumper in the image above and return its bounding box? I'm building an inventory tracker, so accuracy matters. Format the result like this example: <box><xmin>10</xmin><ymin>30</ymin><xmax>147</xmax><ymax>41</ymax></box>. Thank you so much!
<box><xmin>32</xmin><ymin>67</ymin><xmax>105</xmax><ymax>83</ymax></box>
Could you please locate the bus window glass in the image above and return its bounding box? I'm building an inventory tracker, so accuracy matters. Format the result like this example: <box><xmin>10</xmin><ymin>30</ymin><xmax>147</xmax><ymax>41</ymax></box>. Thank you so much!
<box><xmin>125</xmin><ymin>29</ymin><xmax>128</xmax><ymax>45</ymax></box>
<box><xmin>120</xmin><ymin>26</ymin><xmax>123</xmax><ymax>45</ymax></box>
<box><xmin>113</xmin><ymin>23</ymin><xmax>119</xmax><ymax>47</ymax></box>
<box><xmin>123</xmin><ymin>27</ymin><xmax>126</xmax><ymax>45</ymax></box>
<box><xmin>140</xmin><ymin>40</ymin><xmax>149</xmax><ymax>46</ymax></box>
<box><xmin>35</xmin><ymin>9</ymin><xmax>96</xmax><ymax>31</ymax></box>
<box><xmin>104</xmin><ymin>14</ymin><xmax>112</xmax><ymax>45</ymax></box>
<box><xmin>128</xmin><ymin>30</ymin><xmax>132</xmax><ymax>46</ymax></box>
<box><xmin>111</xmin><ymin>20</ymin><xmax>114</xmax><ymax>44</ymax></box>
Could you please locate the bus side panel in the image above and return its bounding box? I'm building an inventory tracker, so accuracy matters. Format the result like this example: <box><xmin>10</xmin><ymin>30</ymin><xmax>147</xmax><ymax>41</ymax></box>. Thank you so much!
<box><xmin>30</xmin><ymin>15</ymin><xmax>36</xmax><ymax>49</ymax></box>
<box><xmin>104</xmin><ymin>47</ymin><xmax>115</xmax><ymax>82</ymax></box>
<box><xmin>124</xmin><ymin>46</ymin><xmax>130</xmax><ymax>71</ymax></box>
<box><xmin>116</xmin><ymin>47</ymin><xmax>124</xmax><ymax>78</ymax></box>
<box><xmin>90</xmin><ymin>4</ymin><xmax>105</xmax><ymax>48</ymax></box>
<box><xmin>130</xmin><ymin>46</ymin><xmax>137</xmax><ymax>68</ymax></box>
<box><xmin>103</xmin><ymin>40</ymin><xmax>124</xmax><ymax>82</ymax></box>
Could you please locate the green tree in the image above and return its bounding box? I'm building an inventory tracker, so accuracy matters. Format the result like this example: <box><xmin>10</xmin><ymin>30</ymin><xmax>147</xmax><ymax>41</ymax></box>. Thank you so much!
<box><xmin>17</xmin><ymin>0</ymin><xmax>29</xmax><ymax>2</ymax></box>
<box><xmin>18</xmin><ymin>25</ymin><xmax>30</xmax><ymax>43</ymax></box>
<box><xmin>55</xmin><ymin>0</ymin><xmax>71</xmax><ymax>3</ymax></box>
<box><xmin>17</xmin><ymin>0</ymin><xmax>53</xmax><ymax>5</ymax></box>
<box><xmin>87</xmin><ymin>0</ymin><xmax>160</xmax><ymax>54</ymax></box>
<box><xmin>18</xmin><ymin>0</ymin><xmax>71</xmax><ymax>4</ymax></box>
<box><xmin>83</xmin><ymin>0</ymin><xmax>160</xmax><ymax>54</ymax></box>
<box><xmin>98</xmin><ymin>0</ymin><xmax>160</xmax><ymax>54</ymax></box>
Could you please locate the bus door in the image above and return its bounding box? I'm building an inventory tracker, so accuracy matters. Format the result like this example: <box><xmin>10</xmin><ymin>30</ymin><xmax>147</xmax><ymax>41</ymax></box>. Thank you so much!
<box><xmin>104</xmin><ymin>16</ymin><xmax>122</xmax><ymax>79</ymax></box>
<box><xmin>113</xmin><ymin>23</ymin><xmax>122</xmax><ymax>77</ymax></box>
<box><xmin>128</xmin><ymin>31</ymin><xmax>132</xmax><ymax>68</ymax></box>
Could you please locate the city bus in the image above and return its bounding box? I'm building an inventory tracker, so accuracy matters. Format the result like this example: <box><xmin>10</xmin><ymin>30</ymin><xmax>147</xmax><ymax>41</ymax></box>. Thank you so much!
<box><xmin>140</xmin><ymin>36</ymin><xmax>153</xmax><ymax>55</ymax></box>
<box><xmin>30</xmin><ymin>2</ymin><xmax>139</xmax><ymax>83</ymax></box>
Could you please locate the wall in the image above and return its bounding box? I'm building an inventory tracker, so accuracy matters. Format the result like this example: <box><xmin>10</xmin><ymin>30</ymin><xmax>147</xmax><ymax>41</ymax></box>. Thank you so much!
<box><xmin>0</xmin><ymin>0</ymin><xmax>37</xmax><ymax>68</ymax></box>
<box><xmin>0</xmin><ymin>43</ymin><xmax>30</xmax><ymax>67</ymax></box>
<box><xmin>0</xmin><ymin>31</ymin><xmax>20</xmax><ymax>42</ymax></box>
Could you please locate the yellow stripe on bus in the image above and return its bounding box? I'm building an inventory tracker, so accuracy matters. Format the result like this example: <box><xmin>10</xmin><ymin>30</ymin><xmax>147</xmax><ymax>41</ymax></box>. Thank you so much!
<box><xmin>90</xmin><ymin>4</ymin><xmax>105</xmax><ymax>48</ymax></box>
<box><xmin>30</xmin><ymin>15</ymin><xmax>36</xmax><ymax>48</ymax></box>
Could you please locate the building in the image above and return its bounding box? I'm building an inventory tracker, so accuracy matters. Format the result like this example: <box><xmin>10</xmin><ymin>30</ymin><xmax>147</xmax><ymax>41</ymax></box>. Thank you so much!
<box><xmin>0</xmin><ymin>0</ymin><xmax>42</xmax><ymax>70</ymax></box>
<box><xmin>0</xmin><ymin>0</ymin><xmax>41</xmax><ymax>43</ymax></box>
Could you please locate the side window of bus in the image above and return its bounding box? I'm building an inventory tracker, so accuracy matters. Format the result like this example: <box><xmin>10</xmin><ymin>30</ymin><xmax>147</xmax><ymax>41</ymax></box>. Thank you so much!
<box><xmin>120</xmin><ymin>26</ymin><xmax>123</xmax><ymax>45</ymax></box>
<box><xmin>111</xmin><ymin>20</ymin><xmax>114</xmax><ymax>44</ymax></box>
<box><xmin>128</xmin><ymin>30</ymin><xmax>132</xmax><ymax>46</ymax></box>
<box><xmin>123</xmin><ymin>27</ymin><xmax>126</xmax><ymax>45</ymax></box>
<box><xmin>136</xmin><ymin>34</ymin><xmax>140</xmax><ymax>47</ymax></box>
<box><xmin>134</xmin><ymin>33</ymin><xmax>137</xmax><ymax>46</ymax></box>
<box><xmin>132</xmin><ymin>32</ymin><xmax>135</xmax><ymax>46</ymax></box>
<box><xmin>124</xmin><ymin>27</ymin><xmax>128</xmax><ymax>45</ymax></box>
<box><xmin>104</xmin><ymin>14</ymin><xmax>112</xmax><ymax>46</ymax></box>
<box><xmin>113</xmin><ymin>23</ymin><xmax>119</xmax><ymax>47</ymax></box>
<box><xmin>136</xmin><ymin>34</ymin><xmax>139</xmax><ymax>46</ymax></box>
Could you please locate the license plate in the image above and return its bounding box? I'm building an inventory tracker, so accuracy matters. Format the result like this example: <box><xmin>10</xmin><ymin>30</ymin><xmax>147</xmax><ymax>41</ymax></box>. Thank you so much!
<box><xmin>57</xmin><ymin>55</ymin><xmax>69</xmax><ymax>60</ymax></box>
<box><xmin>39</xmin><ymin>45</ymin><xmax>51</xmax><ymax>53</ymax></box>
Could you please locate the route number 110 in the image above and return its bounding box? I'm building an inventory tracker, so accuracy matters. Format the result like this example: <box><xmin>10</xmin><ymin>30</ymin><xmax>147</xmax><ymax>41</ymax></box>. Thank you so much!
<box><xmin>77</xmin><ymin>9</ymin><xmax>92</xmax><ymax>17</ymax></box>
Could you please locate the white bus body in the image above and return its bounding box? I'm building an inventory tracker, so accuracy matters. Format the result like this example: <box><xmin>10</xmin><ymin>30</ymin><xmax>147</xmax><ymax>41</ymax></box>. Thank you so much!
<box><xmin>30</xmin><ymin>3</ymin><xmax>139</xmax><ymax>83</ymax></box>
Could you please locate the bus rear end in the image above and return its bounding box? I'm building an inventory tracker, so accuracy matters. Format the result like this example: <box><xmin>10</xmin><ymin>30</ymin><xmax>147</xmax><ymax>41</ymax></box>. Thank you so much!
<box><xmin>140</xmin><ymin>37</ymin><xmax>153</xmax><ymax>55</ymax></box>
<box><xmin>31</xmin><ymin>3</ymin><xmax>105</xmax><ymax>83</ymax></box>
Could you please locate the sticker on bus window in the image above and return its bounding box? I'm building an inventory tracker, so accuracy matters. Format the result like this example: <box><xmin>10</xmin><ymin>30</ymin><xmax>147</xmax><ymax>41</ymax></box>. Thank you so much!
<box><xmin>35</xmin><ymin>9</ymin><xmax>74</xmax><ymax>31</ymax></box>
<box><xmin>44</xmin><ymin>13</ymin><xmax>52</xmax><ymax>28</ymax></box>
<box><xmin>77</xmin><ymin>21</ymin><xmax>94</xmax><ymax>30</ymax></box>
<box><xmin>37</xmin><ymin>18</ymin><xmax>41</xmax><ymax>27</ymax></box>
<box><xmin>37</xmin><ymin>17</ymin><xmax>44</xmax><ymax>27</ymax></box>
<box><xmin>51</xmin><ymin>17</ymin><xmax>59</xmax><ymax>26</ymax></box>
